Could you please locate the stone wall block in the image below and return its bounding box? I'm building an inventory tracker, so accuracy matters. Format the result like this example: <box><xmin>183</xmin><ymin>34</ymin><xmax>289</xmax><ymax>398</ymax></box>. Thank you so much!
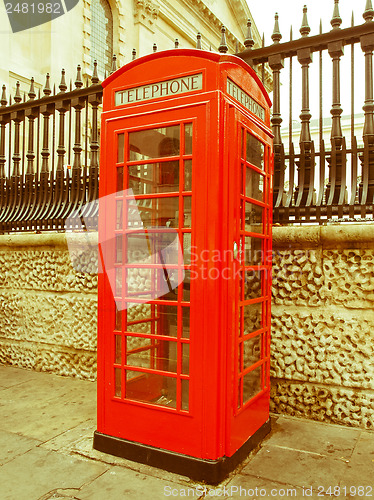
<box><xmin>0</xmin><ymin>249</ymin><xmax>98</xmax><ymax>293</ymax></box>
<box><xmin>271</xmin><ymin>380</ymin><xmax>374</xmax><ymax>429</ymax></box>
<box><xmin>271</xmin><ymin>308</ymin><xmax>374</xmax><ymax>390</ymax></box>
<box><xmin>272</xmin><ymin>248</ymin><xmax>325</xmax><ymax>306</ymax></box>
<box><xmin>323</xmin><ymin>249</ymin><xmax>374</xmax><ymax>308</ymax></box>
<box><xmin>0</xmin><ymin>291</ymin><xmax>97</xmax><ymax>351</ymax></box>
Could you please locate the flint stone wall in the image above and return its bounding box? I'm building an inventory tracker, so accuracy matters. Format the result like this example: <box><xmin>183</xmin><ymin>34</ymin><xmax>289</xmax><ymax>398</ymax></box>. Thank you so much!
<box><xmin>0</xmin><ymin>225</ymin><xmax>373</xmax><ymax>429</ymax></box>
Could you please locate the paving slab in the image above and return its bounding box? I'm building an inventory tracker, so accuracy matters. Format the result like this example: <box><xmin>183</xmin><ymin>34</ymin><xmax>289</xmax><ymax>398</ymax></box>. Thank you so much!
<box><xmin>339</xmin><ymin>431</ymin><xmax>374</xmax><ymax>490</ymax></box>
<box><xmin>240</xmin><ymin>445</ymin><xmax>348</xmax><ymax>490</ymax></box>
<box><xmin>0</xmin><ymin>446</ymin><xmax>108</xmax><ymax>500</ymax></box>
<box><xmin>0</xmin><ymin>429</ymin><xmax>41</xmax><ymax>465</ymax></box>
<box><xmin>267</xmin><ymin>416</ymin><xmax>361</xmax><ymax>460</ymax></box>
<box><xmin>226</xmin><ymin>473</ymin><xmax>304</xmax><ymax>499</ymax></box>
<box><xmin>0</xmin><ymin>366</ymin><xmax>46</xmax><ymax>388</ymax></box>
<box><xmin>76</xmin><ymin>465</ymin><xmax>199</xmax><ymax>500</ymax></box>
<box><xmin>41</xmin><ymin>420</ymin><xmax>96</xmax><ymax>453</ymax></box>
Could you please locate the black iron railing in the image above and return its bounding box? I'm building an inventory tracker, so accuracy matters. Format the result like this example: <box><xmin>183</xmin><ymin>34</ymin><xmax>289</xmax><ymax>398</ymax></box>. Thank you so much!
<box><xmin>1</xmin><ymin>1</ymin><xmax>374</xmax><ymax>231</ymax></box>
<box><xmin>238</xmin><ymin>0</ymin><xmax>374</xmax><ymax>223</ymax></box>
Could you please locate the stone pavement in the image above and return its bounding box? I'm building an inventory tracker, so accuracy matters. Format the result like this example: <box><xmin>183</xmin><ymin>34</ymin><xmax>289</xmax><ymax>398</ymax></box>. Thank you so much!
<box><xmin>0</xmin><ymin>365</ymin><xmax>372</xmax><ymax>500</ymax></box>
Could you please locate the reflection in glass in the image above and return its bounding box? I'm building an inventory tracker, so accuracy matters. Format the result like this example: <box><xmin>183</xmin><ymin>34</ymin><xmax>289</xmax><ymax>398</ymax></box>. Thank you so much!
<box><xmin>243</xmin><ymin>334</ymin><xmax>262</xmax><ymax>369</ymax></box>
<box><xmin>184</xmin><ymin>160</ymin><xmax>192</xmax><ymax>191</ymax></box>
<box><xmin>244</xmin><ymin>237</ymin><xmax>263</xmax><ymax>266</ymax></box>
<box><xmin>246</xmin><ymin>168</ymin><xmax>264</xmax><ymax>202</ymax></box>
<box><xmin>244</xmin><ymin>270</ymin><xmax>263</xmax><ymax>300</ymax></box>
<box><xmin>117</xmin><ymin>133</ymin><xmax>124</xmax><ymax>163</ymax></box>
<box><xmin>182</xmin><ymin>307</ymin><xmax>190</xmax><ymax>338</ymax></box>
<box><xmin>116</xmin><ymin>200</ymin><xmax>123</xmax><ymax>230</ymax></box>
<box><xmin>127</xmin><ymin>197</ymin><xmax>179</xmax><ymax>228</ymax></box>
<box><xmin>115</xmin><ymin>267</ymin><xmax>122</xmax><ymax>295</ymax></box>
<box><xmin>115</xmin><ymin>335</ymin><xmax>122</xmax><ymax>364</ymax></box>
<box><xmin>183</xmin><ymin>233</ymin><xmax>191</xmax><ymax>266</ymax></box>
<box><xmin>156</xmin><ymin>305</ymin><xmax>178</xmax><ymax>337</ymax></box>
<box><xmin>246</xmin><ymin>134</ymin><xmax>264</xmax><ymax>170</ymax></box>
<box><xmin>182</xmin><ymin>343</ymin><xmax>190</xmax><ymax>374</ymax></box>
<box><xmin>115</xmin><ymin>302</ymin><xmax>122</xmax><ymax>330</ymax></box>
<box><xmin>181</xmin><ymin>379</ymin><xmax>189</xmax><ymax>411</ymax></box>
<box><xmin>128</xmin><ymin>161</ymin><xmax>179</xmax><ymax>195</ymax></box>
<box><xmin>115</xmin><ymin>234</ymin><xmax>122</xmax><ymax>264</ymax></box>
<box><xmin>183</xmin><ymin>270</ymin><xmax>191</xmax><ymax>301</ymax></box>
<box><xmin>183</xmin><ymin>196</ymin><xmax>191</xmax><ymax>227</ymax></box>
<box><xmin>115</xmin><ymin>368</ymin><xmax>121</xmax><ymax>397</ymax></box>
<box><xmin>245</xmin><ymin>202</ymin><xmax>263</xmax><ymax>234</ymax></box>
<box><xmin>129</xmin><ymin>125</ymin><xmax>180</xmax><ymax>160</ymax></box>
<box><xmin>184</xmin><ymin>123</ymin><xmax>193</xmax><ymax>155</ymax></box>
<box><xmin>117</xmin><ymin>166</ymin><xmax>124</xmax><ymax>192</ymax></box>
<box><xmin>244</xmin><ymin>302</ymin><xmax>262</xmax><ymax>334</ymax></box>
<box><xmin>125</xmin><ymin>371</ymin><xmax>177</xmax><ymax>408</ymax></box>
<box><xmin>243</xmin><ymin>365</ymin><xmax>262</xmax><ymax>403</ymax></box>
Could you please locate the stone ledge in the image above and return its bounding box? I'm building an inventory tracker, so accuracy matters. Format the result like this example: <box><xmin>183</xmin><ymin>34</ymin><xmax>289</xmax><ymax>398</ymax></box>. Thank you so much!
<box><xmin>273</xmin><ymin>224</ymin><xmax>374</xmax><ymax>249</ymax></box>
<box><xmin>0</xmin><ymin>232</ymin><xmax>98</xmax><ymax>249</ymax></box>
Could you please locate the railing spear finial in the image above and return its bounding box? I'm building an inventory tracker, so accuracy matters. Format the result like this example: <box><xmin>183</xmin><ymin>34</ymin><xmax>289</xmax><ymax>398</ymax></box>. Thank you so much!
<box><xmin>43</xmin><ymin>73</ymin><xmax>51</xmax><ymax>96</ymax></box>
<box><xmin>175</xmin><ymin>39</ymin><xmax>179</xmax><ymax>49</ymax></box>
<box><xmin>91</xmin><ymin>61</ymin><xmax>99</xmax><ymax>84</ymax></box>
<box><xmin>272</xmin><ymin>12</ymin><xmax>282</xmax><ymax>44</ymax></box>
<box><xmin>331</xmin><ymin>0</ymin><xmax>342</xmax><ymax>30</ymax></box>
<box><xmin>300</xmin><ymin>5</ymin><xmax>311</xmax><ymax>37</ymax></box>
<box><xmin>28</xmin><ymin>77</ymin><xmax>36</xmax><ymax>100</ymax></box>
<box><xmin>244</xmin><ymin>19</ymin><xmax>254</xmax><ymax>49</ymax></box>
<box><xmin>218</xmin><ymin>25</ymin><xmax>228</xmax><ymax>53</ymax></box>
<box><xmin>59</xmin><ymin>69</ymin><xmax>67</xmax><ymax>92</ymax></box>
<box><xmin>132</xmin><ymin>48</ymin><xmax>137</xmax><ymax>60</ymax></box>
<box><xmin>14</xmin><ymin>81</ymin><xmax>22</xmax><ymax>103</ymax></box>
<box><xmin>75</xmin><ymin>65</ymin><xmax>83</xmax><ymax>88</ymax></box>
<box><xmin>0</xmin><ymin>85</ymin><xmax>7</xmax><ymax>106</ymax></box>
<box><xmin>363</xmin><ymin>0</ymin><xmax>374</xmax><ymax>22</ymax></box>
<box><xmin>153</xmin><ymin>43</ymin><xmax>157</xmax><ymax>53</ymax></box>
<box><xmin>196</xmin><ymin>32</ymin><xmax>202</xmax><ymax>49</ymax></box>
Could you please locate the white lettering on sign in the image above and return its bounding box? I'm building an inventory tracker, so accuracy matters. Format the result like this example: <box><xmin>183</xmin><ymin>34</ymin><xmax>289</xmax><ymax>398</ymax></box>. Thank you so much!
<box><xmin>115</xmin><ymin>73</ymin><xmax>203</xmax><ymax>106</ymax></box>
<box><xmin>226</xmin><ymin>78</ymin><xmax>265</xmax><ymax>121</ymax></box>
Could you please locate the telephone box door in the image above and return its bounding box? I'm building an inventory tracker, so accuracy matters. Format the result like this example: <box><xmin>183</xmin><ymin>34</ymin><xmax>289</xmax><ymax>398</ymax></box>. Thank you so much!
<box><xmin>97</xmin><ymin>102</ymin><xmax>213</xmax><ymax>457</ymax></box>
<box><xmin>226</xmin><ymin>106</ymin><xmax>273</xmax><ymax>456</ymax></box>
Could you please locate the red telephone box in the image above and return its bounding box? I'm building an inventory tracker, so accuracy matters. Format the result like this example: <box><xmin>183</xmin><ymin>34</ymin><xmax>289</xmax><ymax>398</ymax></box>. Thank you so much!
<box><xmin>94</xmin><ymin>49</ymin><xmax>273</xmax><ymax>484</ymax></box>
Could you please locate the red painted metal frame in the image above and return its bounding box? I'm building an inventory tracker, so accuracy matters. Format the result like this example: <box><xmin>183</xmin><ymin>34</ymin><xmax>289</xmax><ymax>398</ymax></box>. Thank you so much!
<box><xmin>97</xmin><ymin>50</ymin><xmax>273</xmax><ymax>462</ymax></box>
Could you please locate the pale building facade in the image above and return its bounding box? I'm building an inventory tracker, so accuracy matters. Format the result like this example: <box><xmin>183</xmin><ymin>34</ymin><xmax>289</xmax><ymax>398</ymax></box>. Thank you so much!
<box><xmin>0</xmin><ymin>0</ymin><xmax>263</xmax><ymax>98</ymax></box>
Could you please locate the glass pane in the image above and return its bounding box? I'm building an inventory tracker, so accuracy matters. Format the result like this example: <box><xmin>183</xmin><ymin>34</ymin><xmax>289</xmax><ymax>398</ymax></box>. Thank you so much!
<box><xmin>128</xmin><ymin>162</ymin><xmax>179</xmax><ymax>195</ymax></box>
<box><xmin>238</xmin><ymin>306</ymin><xmax>243</xmax><ymax>337</ymax></box>
<box><xmin>181</xmin><ymin>379</ymin><xmax>189</xmax><ymax>411</ymax></box>
<box><xmin>246</xmin><ymin>134</ymin><xmax>264</xmax><ymax>170</ymax></box>
<box><xmin>127</xmin><ymin>232</ymin><xmax>179</xmax><ymax>266</ymax></box>
<box><xmin>182</xmin><ymin>343</ymin><xmax>189</xmax><ymax>374</ymax></box>
<box><xmin>115</xmin><ymin>335</ymin><xmax>122</xmax><ymax>364</ymax></box>
<box><xmin>243</xmin><ymin>365</ymin><xmax>262</xmax><ymax>403</ymax></box>
<box><xmin>182</xmin><ymin>307</ymin><xmax>190</xmax><ymax>338</ymax></box>
<box><xmin>116</xmin><ymin>200</ymin><xmax>123</xmax><ymax>230</ymax></box>
<box><xmin>129</xmin><ymin>125</ymin><xmax>180</xmax><ymax>160</ymax></box>
<box><xmin>243</xmin><ymin>334</ymin><xmax>262</xmax><ymax>369</ymax></box>
<box><xmin>183</xmin><ymin>233</ymin><xmax>191</xmax><ymax>266</ymax></box>
<box><xmin>126</xmin><ymin>267</ymin><xmax>179</xmax><ymax>301</ymax></box>
<box><xmin>184</xmin><ymin>123</ymin><xmax>193</xmax><ymax>155</ymax></box>
<box><xmin>245</xmin><ymin>202</ymin><xmax>263</xmax><ymax>234</ymax></box>
<box><xmin>184</xmin><ymin>160</ymin><xmax>192</xmax><ymax>191</ymax></box>
<box><xmin>127</xmin><ymin>319</ymin><xmax>152</xmax><ymax>334</ymax></box>
<box><xmin>117</xmin><ymin>133</ymin><xmax>124</xmax><ymax>163</ymax></box>
<box><xmin>246</xmin><ymin>167</ymin><xmax>264</xmax><ymax>202</ymax></box>
<box><xmin>127</xmin><ymin>337</ymin><xmax>155</xmax><ymax>369</ymax></box>
<box><xmin>244</xmin><ymin>237</ymin><xmax>263</xmax><ymax>266</ymax></box>
<box><xmin>125</xmin><ymin>371</ymin><xmax>177</xmax><ymax>408</ymax></box>
<box><xmin>156</xmin><ymin>304</ymin><xmax>178</xmax><ymax>337</ymax></box>
<box><xmin>115</xmin><ymin>302</ymin><xmax>122</xmax><ymax>331</ymax></box>
<box><xmin>115</xmin><ymin>267</ymin><xmax>122</xmax><ymax>295</ymax></box>
<box><xmin>115</xmin><ymin>234</ymin><xmax>122</xmax><ymax>264</ymax></box>
<box><xmin>183</xmin><ymin>196</ymin><xmax>191</xmax><ymax>227</ymax></box>
<box><xmin>117</xmin><ymin>166</ymin><xmax>124</xmax><ymax>192</ymax></box>
<box><xmin>183</xmin><ymin>269</ymin><xmax>191</xmax><ymax>301</ymax></box>
<box><xmin>244</xmin><ymin>270</ymin><xmax>263</xmax><ymax>301</ymax></box>
<box><xmin>244</xmin><ymin>303</ymin><xmax>262</xmax><ymax>334</ymax></box>
<box><xmin>127</xmin><ymin>197</ymin><xmax>179</xmax><ymax>228</ymax></box>
<box><xmin>115</xmin><ymin>368</ymin><xmax>121</xmax><ymax>397</ymax></box>
<box><xmin>240</xmin><ymin>164</ymin><xmax>244</xmax><ymax>195</ymax></box>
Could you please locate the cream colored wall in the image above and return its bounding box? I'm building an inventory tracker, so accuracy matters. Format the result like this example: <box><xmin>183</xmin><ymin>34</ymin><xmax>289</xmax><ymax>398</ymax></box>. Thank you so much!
<box><xmin>0</xmin><ymin>0</ymin><xmax>262</xmax><ymax>96</ymax></box>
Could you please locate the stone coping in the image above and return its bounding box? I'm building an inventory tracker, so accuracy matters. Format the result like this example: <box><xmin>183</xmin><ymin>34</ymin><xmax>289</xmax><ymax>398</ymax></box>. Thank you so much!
<box><xmin>0</xmin><ymin>224</ymin><xmax>372</xmax><ymax>250</ymax></box>
<box><xmin>273</xmin><ymin>224</ymin><xmax>374</xmax><ymax>249</ymax></box>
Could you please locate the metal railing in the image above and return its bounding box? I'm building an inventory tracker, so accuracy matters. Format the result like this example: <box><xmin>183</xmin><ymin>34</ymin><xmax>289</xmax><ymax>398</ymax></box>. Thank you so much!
<box><xmin>238</xmin><ymin>0</ymin><xmax>374</xmax><ymax>224</ymax></box>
